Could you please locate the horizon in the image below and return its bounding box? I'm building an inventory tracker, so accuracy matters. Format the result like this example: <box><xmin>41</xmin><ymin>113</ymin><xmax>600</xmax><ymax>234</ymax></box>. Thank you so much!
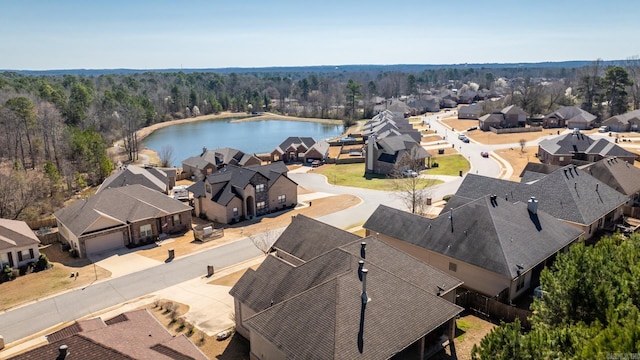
<box><xmin>1</xmin><ymin>0</ymin><xmax>638</xmax><ymax>70</ymax></box>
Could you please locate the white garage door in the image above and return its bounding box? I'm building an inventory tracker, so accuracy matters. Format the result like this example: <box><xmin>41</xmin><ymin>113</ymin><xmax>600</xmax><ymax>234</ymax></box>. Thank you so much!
<box><xmin>85</xmin><ymin>232</ymin><xmax>124</xmax><ymax>257</ymax></box>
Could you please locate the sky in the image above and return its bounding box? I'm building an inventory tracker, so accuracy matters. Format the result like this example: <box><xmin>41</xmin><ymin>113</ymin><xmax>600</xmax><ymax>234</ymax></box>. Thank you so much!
<box><xmin>1</xmin><ymin>0</ymin><xmax>638</xmax><ymax>70</ymax></box>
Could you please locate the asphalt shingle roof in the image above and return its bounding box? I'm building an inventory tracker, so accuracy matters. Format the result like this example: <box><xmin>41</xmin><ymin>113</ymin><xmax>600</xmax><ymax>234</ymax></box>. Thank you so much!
<box><xmin>364</xmin><ymin>198</ymin><xmax>583</xmax><ymax>279</ymax></box>
<box><xmin>581</xmin><ymin>157</ymin><xmax>640</xmax><ymax>196</ymax></box>
<box><xmin>455</xmin><ymin>166</ymin><xmax>628</xmax><ymax>226</ymax></box>
<box><xmin>0</xmin><ymin>219</ymin><xmax>40</xmax><ymax>251</ymax></box>
<box><xmin>98</xmin><ymin>165</ymin><xmax>168</xmax><ymax>194</ymax></box>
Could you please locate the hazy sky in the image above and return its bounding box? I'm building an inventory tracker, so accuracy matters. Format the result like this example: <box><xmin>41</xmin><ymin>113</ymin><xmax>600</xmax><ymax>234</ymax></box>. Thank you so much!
<box><xmin>1</xmin><ymin>0</ymin><xmax>637</xmax><ymax>70</ymax></box>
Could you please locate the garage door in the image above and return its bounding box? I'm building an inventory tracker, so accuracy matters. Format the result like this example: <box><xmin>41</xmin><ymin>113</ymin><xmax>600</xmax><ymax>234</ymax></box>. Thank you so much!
<box><xmin>85</xmin><ymin>232</ymin><xmax>125</xmax><ymax>257</ymax></box>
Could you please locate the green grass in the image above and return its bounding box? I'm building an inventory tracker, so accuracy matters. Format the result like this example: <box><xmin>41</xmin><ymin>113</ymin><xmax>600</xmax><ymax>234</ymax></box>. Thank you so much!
<box><xmin>427</xmin><ymin>154</ymin><xmax>471</xmax><ymax>176</ymax></box>
<box><xmin>312</xmin><ymin>163</ymin><xmax>443</xmax><ymax>191</ymax></box>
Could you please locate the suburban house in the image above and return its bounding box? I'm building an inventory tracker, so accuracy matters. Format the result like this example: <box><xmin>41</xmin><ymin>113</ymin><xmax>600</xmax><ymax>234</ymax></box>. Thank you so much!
<box><xmin>182</xmin><ymin>147</ymin><xmax>261</xmax><ymax>181</ymax></box>
<box><xmin>458</xmin><ymin>103</ymin><xmax>483</xmax><ymax>120</ymax></box>
<box><xmin>269</xmin><ymin>136</ymin><xmax>330</xmax><ymax>163</ymax></box>
<box><xmin>457</xmin><ymin>90</ymin><xmax>478</xmax><ymax>104</ymax></box>
<box><xmin>581</xmin><ymin>157</ymin><xmax>640</xmax><ymax>217</ymax></box>
<box><xmin>542</xmin><ymin>106</ymin><xmax>597</xmax><ymax>129</ymax></box>
<box><xmin>364</xmin><ymin>197</ymin><xmax>584</xmax><ymax>302</ymax></box>
<box><xmin>0</xmin><ymin>219</ymin><xmax>40</xmax><ymax>270</ymax></box>
<box><xmin>537</xmin><ymin>129</ymin><xmax>637</xmax><ymax>166</ymax></box>
<box><xmin>454</xmin><ymin>166</ymin><xmax>628</xmax><ymax>240</ymax></box>
<box><xmin>230</xmin><ymin>216</ymin><xmax>464</xmax><ymax>359</ymax></box>
<box><xmin>478</xmin><ymin>105</ymin><xmax>527</xmax><ymax>131</ymax></box>
<box><xmin>364</xmin><ymin>134</ymin><xmax>431</xmax><ymax>175</ymax></box>
<box><xmin>97</xmin><ymin>164</ymin><xmax>170</xmax><ymax>194</ymax></box>
<box><xmin>54</xmin><ymin>184</ymin><xmax>192</xmax><ymax>258</ymax></box>
<box><xmin>602</xmin><ymin>109</ymin><xmax>640</xmax><ymax>132</ymax></box>
<box><xmin>408</xmin><ymin>96</ymin><xmax>440</xmax><ymax>114</ymax></box>
<box><xmin>188</xmin><ymin>162</ymin><xmax>297</xmax><ymax>224</ymax></box>
<box><xmin>7</xmin><ymin>309</ymin><xmax>208</xmax><ymax>360</ymax></box>
<box><xmin>362</xmin><ymin>109</ymin><xmax>421</xmax><ymax>143</ymax></box>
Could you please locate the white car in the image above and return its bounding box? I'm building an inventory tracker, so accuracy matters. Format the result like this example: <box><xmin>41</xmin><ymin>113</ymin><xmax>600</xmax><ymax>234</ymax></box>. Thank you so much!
<box><xmin>598</xmin><ymin>126</ymin><xmax>608</xmax><ymax>133</ymax></box>
<box><xmin>401</xmin><ymin>169</ymin><xmax>419</xmax><ymax>177</ymax></box>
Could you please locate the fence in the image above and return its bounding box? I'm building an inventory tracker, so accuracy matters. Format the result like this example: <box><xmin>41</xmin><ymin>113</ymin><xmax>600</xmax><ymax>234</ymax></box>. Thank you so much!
<box><xmin>490</xmin><ymin>126</ymin><xmax>543</xmax><ymax>135</ymax></box>
<box><xmin>26</xmin><ymin>218</ymin><xmax>57</xmax><ymax>230</ymax></box>
<box><xmin>176</xmin><ymin>172</ymin><xmax>192</xmax><ymax>181</ymax></box>
<box><xmin>456</xmin><ymin>291</ymin><xmax>532</xmax><ymax>329</ymax></box>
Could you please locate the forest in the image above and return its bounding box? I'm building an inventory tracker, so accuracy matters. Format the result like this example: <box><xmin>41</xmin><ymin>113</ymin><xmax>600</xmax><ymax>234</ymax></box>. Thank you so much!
<box><xmin>1</xmin><ymin>58</ymin><xmax>639</xmax><ymax>221</ymax></box>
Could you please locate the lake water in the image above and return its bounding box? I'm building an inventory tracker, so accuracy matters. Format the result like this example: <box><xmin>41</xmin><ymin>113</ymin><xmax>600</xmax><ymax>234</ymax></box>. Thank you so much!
<box><xmin>142</xmin><ymin>119</ymin><xmax>344</xmax><ymax>166</ymax></box>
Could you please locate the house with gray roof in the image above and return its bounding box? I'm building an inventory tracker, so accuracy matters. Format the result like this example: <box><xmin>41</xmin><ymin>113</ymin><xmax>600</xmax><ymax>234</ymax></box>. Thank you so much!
<box><xmin>364</xmin><ymin>134</ymin><xmax>430</xmax><ymax>175</ymax></box>
<box><xmin>478</xmin><ymin>105</ymin><xmax>527</xmax><ymax>131</ymax></box>
<box><xmin>182</xmin><ymin>147</ymin><xmax>261</xmax><ymax>181</ymax></box>
<box><xmin>270</xmin><ymin>136</ymin><xmax>330</xmax><ymax>164</ymax></box>
<box><xmin>8</xmin><ymin>309</ymin><xmax>208</xmax><ymax>360</ymax></box>
<box><xmin>454</xmin><ymin>165</ymin><xmax>628</xmax><ymax>240</ymax></box>
<box><xmin>188</xmin><ymin>162</ymin><xmax>297</xmax><ymax>224</ymax></box>
<box><xmin>230</xmin><ymin>218</ymin><xmax>463</xmax><ymax>359</ymax></box>
<box><xmin>364</xmin><ymin>197</ymin><xmax>584</xmax><ymax>302</ymax></box>
<box><xmin>97</xmin><ymin>165</ymin><xmax>169</xmax><ymax>194</ymax></box>
<box><xmin>54</xmin><ymin>184</ymin><xmax>192</xmax><ymax>258</ymax></box>
<box><xmin>538</xmin><ymin>129</ymin><xmax>637</xmax><ymax>166</ymax></box>
<box><xmin>458</xmin><ymin>103</ymin><xmax>483</xmax><ymax>120</ymax></box>
<box><xmin>581</xmin><ymin>157</ymin><xmax>640</xmax><ymax>215</ymax></box>
<box><xmin>0</xmin><ymin>219</ymin><xmax>40</xmax><ymax>270</ymax></box>
<box><xmin>542</xmin><ymin>106</ymin><xmax>597</xmax><ymax>129</ymax></box>
<box><xmin>602</xmin><ymin>109</ymin><xmax>640</xmax><ymax>132</ymax></box>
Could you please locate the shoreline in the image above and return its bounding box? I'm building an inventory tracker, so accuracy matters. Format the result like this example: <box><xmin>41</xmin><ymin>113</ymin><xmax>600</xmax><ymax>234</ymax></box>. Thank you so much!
<box><xmin>133</xmin><ymin>112</ymin><xmax>346</xmax><ymax>167</ymax></box>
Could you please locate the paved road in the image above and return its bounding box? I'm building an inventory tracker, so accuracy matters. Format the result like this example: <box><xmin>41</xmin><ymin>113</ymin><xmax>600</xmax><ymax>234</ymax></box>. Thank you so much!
<box><xmin>0</xmin><ymin>238</ymin><xmax>262</xmax><ymax>343</ymax></box>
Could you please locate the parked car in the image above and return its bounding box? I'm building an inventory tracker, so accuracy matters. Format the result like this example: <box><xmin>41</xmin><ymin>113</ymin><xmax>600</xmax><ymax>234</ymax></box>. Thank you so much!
<box><xmin>461</xmin><ymin>137</ymin><xmax>470</xmax><ymax>143</ymax></box>
<box><xmin>598</xmin><ymin>126</ymin><xmax>608</xmax><ymax>133</ymax></box>
<box><xmin>311</xmin><ymin>160</ymin><xmax>321</xmax><ymax>168</ymax></box>
<box><xmin>481</xmin><ymin>151</ymin><xmax>489</xmax><ymax>158</ymax></box>
<box><xmin>401</xmin><ymin>169</ymin><xmax>419</xmax><ymax>177</ymax></box>
<box><xmin>458</xmin><ymin>134</ymin><xmax>467</xmax><ymax>140</ymax></box>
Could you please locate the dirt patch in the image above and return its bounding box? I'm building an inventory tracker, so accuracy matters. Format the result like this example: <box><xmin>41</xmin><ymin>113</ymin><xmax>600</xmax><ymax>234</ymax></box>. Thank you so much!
<box><xmin>452</xmin><ymin>314</ymin><xmax>497</xmax><ymax>360</ymax></box>
<box><xmin>0</xmin><ymin>245</ymin><xmax>111</xmax><ymax>311</ymax></box>
<box><xmin>494</xmin><ymin>146</ymin><xmax>540</xmax><ymax>181</ymax></box>
<box><xmin>137</xmin><ymin>193</ymin><xmax>360</xmax><ymax>262</ymax></box>
<box><xmin>208</xmin><ymin>266</ymin><xmax>259</xmax><ymax>287</ymax></box>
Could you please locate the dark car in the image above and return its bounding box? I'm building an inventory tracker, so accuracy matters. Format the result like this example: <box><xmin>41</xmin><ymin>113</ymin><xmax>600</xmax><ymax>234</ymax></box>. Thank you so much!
<box><xmin>461</xmin><ymin>137</ymin><xmax>470</xmax><ymax>143</ymax></box>
<box><xmin>481</xmin><ymin>151</ymin><xmax>489</xmax><ymax>158</ymax></box>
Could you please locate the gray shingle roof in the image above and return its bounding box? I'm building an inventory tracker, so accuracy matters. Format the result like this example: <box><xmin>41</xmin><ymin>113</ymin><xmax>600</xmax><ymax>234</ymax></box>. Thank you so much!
<box><xmin>98</xmin><ymin>165</ymin><xmax>168</xmax><ymax>194</ymax></box>
<box><xmin>54</xmin><ymin>185</ymin><xmax>191</xmax><ymax>237</ymax></box>
<box><xmin>581</xmin><ymin>157</ymin><xmax>640</xmax><ymax>196</ymax></box>
<box><xmin>276</xmin><ymin>137</ymin><xmax>317</xmax><ymax>153</ymax></box>
<box><xmin>545</xmin><ymin>106</ymin><xmax>596</xmax><ymax>123</ymax></box>
<box><xmin>271</xmin><ymin>215</ymin><xmax>361</xmax><ymax>262</ymax></box>
<box><xmin>538</xmin><ymin>131</ymin><xmax>636</xmax><ymax>159</ymax></box>
<box><xmin>455</xmin><ymin>167</ymin><xmax>628</xmax><ymax>225</ymax></box>
<box><xmin>182</xmin><ymin>147</ymin><xmax>260</xmax><ymax>169</ymax></box>
<box><xmin>0</xmin><ymin>219</ymin><xmax>40</xmax><ymax>251</ymax></box>
<box><xmin>364</xmin><ymin>198</ymin><xmax>583</xmax><ymax>279</ymax></box>
<box><xmin>234</xmin><ymin>233</ymin><xmax>461</xmax><ymax>360</ymax></box>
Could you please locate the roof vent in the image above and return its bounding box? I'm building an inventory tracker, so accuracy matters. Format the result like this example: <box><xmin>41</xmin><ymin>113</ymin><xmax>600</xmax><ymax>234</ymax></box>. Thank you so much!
<box><xmin>595</xmin><ymin>183</ymin><xmax>599</xmax><ymax>192</ymax></box>
<box><xmin>57</xmin><ymin>345</ymin><xmax>69</xmax><ymax>360</ymax></box>
<box><xmin>516</xmin><ymin>263</ymin><xmax>524</xmax><ymax>276</ymax></box>
<box><xmin>527</xmin><ymin>196</ymin><xmax>538</xmax><ymax>214</ymax></box>
<box><xmin>361</xmin><ymin>269</ymin><xmax>369</xmax><ymax>304</ymax></box>
<box><xmin>358</xmin><ymin>260</ymin><xmax>365</xmax><ymax>281</ymax></box>
<box><xmin>360</xmin><ymin>242</ymin><xmax>367</xmax><ymax>259</ymax></box>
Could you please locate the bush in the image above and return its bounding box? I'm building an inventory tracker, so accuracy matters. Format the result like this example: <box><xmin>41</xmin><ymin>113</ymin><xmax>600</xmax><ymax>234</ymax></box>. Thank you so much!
<box><xmin>442</xmin><ymin>194</ymin><xmax>453</xmax><ymax>202</ymax></box>
<box><xmin>431</xmin><ymin>162</ymin><xmax>439</xmax><ymax>168</ymax></box>
<box><xmin>1</xmin><ymin>265</ymin><xmax>14</xmax><ymax>283</ymax></box>
<box><xmin>35</xmin><ymin>254</ymin><xmax>50</xmax><ymax>272</ymax></box>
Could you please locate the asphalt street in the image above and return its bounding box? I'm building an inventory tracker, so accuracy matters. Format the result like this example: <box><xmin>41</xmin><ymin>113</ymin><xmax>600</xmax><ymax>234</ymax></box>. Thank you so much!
<box><xmin>0</xmin><ymin>238</ymin><xmax>262</xmax><ymax>344</ymax></box>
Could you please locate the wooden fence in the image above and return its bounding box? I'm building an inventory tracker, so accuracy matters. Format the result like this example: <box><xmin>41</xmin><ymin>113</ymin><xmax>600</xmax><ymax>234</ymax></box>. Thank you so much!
<box><xmin>490</xmin><ymin>126</ymin><xmax>543</xmax><ymax>135</ymax></box>
<box><xmin>26</xmin><ymin>218</ymin><xmax>57</xmax><ymax>230</ymax></box>
<box><xmin>456</xmin><ymin>291</ymin><xmax>532</xmax><ymax>329</ymax></box>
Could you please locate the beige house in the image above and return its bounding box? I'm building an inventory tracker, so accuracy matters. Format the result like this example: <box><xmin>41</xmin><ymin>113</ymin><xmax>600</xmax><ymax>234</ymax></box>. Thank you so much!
<box><xmin>54</xmin><ymin>185</ymin><xmax>192</xmax><ymax>258</ymax></box>
<box><xmin>0</xmin><ymin>219</ymin><xmax>41</xmax><ymax>269</ymax></box>
<box><xmin>188</xmin><ymin>162</ymin><xmax>297</xmax><ymax>224</ymax></box>
<box><xmin>230</xmin><ymin>216</ymin><xmax>463</xmax><ymax>359</ymax></box>
<box><xmin>270</xmin><ymin>136</ymin><xmax>330</xmax><ymax>163</ymax></box>
<box><xmin>364</xmin><ymin>196</ymin><xmax>584</xmax><ymax>302</ymax></box>
<box><xmin>537</xmin><ymin>129</ymin><xmax>637</xmax><ymax>166</ymax></box>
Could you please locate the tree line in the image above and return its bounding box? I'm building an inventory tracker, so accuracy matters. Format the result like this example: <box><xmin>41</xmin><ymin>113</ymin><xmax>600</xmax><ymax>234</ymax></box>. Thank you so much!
<box><xmin>1</xmin><ymin>59</ymin><xmax>639</xmax><ymax>220</ymax></box>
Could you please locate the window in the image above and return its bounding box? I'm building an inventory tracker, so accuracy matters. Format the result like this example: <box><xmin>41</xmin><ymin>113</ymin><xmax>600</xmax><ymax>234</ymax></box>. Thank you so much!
<box><xmin>173</xmin><ymin>214</ymin><xmax>180</xmax><ymax>225</ymax></box>
<box><xmin>278</xmin><ymin>194</ymin><xmax>286</xmax><ymax>204</ymax></box>
<box><xmin>140</xmin><ymin>224</ymin><xmax>152</xmax><ymax>238</ymax></box>
<box><xmin>255</xmin><ymin>184</ymin><xmax>265</xmax><ymax>193</ymax></box>
<box><xmin>257</xmin><ymin>201</ymin><xmax>266</xmax><ymax>211</ymax></box>
<box><xmin>18</xmin><ymin>251</ymin><xmax>23</xmax><ymax>262</ymax></box>
<box><xmin>233</xmin><ymin>207</ymin><xmax>239</xmax><ymax>217</ymax></box>
<box><xmin>516</xmin><ymin>275</ymin><xmax>526</xmax><ymax>291</ymax></box>
<box><xmin>273</xmin><ymin>154</ymin><xmax>280</xmax><ymax>161</ymax></box>
<box><xmin>448</xmin><ymin>262</ymin><xmax>457</xmax><ymax>272</ymax></box>
<box><xmin>28</xmin><ymin>248</ymin><xmax>35</xmax><ymax>260</ymax></box>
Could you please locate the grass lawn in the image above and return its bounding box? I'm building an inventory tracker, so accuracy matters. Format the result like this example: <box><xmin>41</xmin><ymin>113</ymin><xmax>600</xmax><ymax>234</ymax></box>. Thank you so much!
<box><xmin>428</xmin><ymin>154</ymin><xmax>471</xmax><ymax>176</ymax></box>
<box><xmin>311</xmin><ymin>163</ymin><xmax>442</xmax><ymax>191</ymax></box>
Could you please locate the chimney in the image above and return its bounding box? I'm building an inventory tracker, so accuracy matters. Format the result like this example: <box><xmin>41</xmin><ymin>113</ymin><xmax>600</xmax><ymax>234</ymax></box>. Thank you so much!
<box><xmin>527</xmin><ymin>196</ymin><xmax>538</xmax><ymax>214</ymax></box>
<box><xmin>360</xmin><ymin>242</ymin><xmax>367</xmax><ymax>259</ymax></box>
<box><xmin>361</xmin><ymin>269</ymin><xmax>369</xmax><ymax>304</ymax></box>
<box><xmin>57</xmin><ymin>345</ymin><xmax>69</xmax><ymax>360</ymax></box>
<box><xmin>358</xmin><ymin>260</ymin><xmax>364</xmax><ymax>281</ymax></box>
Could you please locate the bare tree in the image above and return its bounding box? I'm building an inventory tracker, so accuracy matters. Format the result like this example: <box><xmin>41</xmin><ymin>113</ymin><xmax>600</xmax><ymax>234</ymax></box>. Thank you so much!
<box><xmin>390</xmin><ymin>148</ymin><xmax>436</xmax><ymax>214</ymax></box>
<box><xmin>159</xmin><ymin>145</ymin><xmax>174</xmax><ymax>167</ymax></box>
<box><xmin>519</xmin><ymin>139</ymin><xmax>526</xmax><ymax>153</ymax></box>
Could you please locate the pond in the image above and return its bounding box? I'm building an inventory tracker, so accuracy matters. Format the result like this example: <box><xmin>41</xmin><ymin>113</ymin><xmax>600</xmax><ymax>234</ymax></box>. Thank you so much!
<box><xmin>142</xmin><ymin>119</ymin><xmax>344</xmax><ymax>166</ymax></box>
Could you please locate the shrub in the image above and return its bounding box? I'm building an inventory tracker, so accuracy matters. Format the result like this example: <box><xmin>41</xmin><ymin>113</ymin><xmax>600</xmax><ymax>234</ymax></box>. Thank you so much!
<box><xmin>1</xmin><ymin>265</ymin><xmax>14</xmax><ymax>282</ymax></box>
<box><xmin>35</xmin><ymin>254</ymin><xmax>50</xmax><ymax>272</ymax></box>
<box><xmin>442</xmin><ymin>194</ymin><xmax>453</xmax><ymax>202</ymax></box>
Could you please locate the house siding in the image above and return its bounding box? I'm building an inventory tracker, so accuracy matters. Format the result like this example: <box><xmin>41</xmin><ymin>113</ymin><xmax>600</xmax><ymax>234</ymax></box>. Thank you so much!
<box><xmin>268</xmin><ymin>177</ymin><xmax>298</xmax><ymax>212</ymax></box>
<box><xmin>3</xmin><ymin>244</ymin><xmax>40</xmax><ymax>269</ymax></box>
<box><xmin>376</xmin><ymin>234</ymin><xmax>513</xmax><ymax>300</ymax></box>
<box><xmin>235</xmin><ymin>301</ymin><xmax>257</xmax><ymax>339</ymax></box>
<box><xmin>249</xmin><ymin>330</ymin><xmax>286</xmax><ymax>360</ymax></box>
<box><xmin>77</xmin><ymin>225</ymin><xmax>129</xmax><ymax>258</ymax></box>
